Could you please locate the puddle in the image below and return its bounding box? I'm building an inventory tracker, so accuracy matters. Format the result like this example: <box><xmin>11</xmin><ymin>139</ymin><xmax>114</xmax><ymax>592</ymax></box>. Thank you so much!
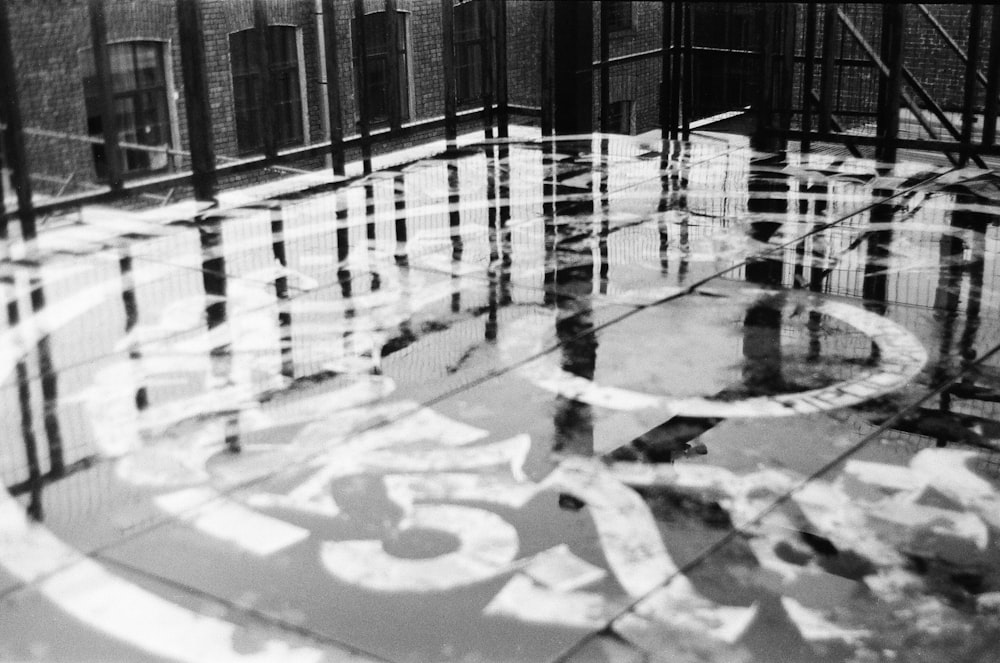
<box><xmin>3</xmin><ymin>135</ymin><xmax>1000</xmax><ymax>662</ymax></box>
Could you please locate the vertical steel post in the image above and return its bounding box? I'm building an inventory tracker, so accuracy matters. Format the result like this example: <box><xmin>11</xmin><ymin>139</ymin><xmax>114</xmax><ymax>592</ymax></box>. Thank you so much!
<box><xmin>176</xmin><ymin>0</ymin><xmax>217</xmax><ymax>203</ymax></box>
<box><xmin>801</xmin><ymin>2</ymin><xmax>818</xmax><ymax>152</ymax></box>
<box><xmin>983</xmin><ymin>5</ymin><xmax>1000</xmax><ymax>148</ymax></box>
<box><xmin>479</xmin><ymin>0</ymin><xmax>495</xmax><ymax>139</ymax></box>
<box><xmin>600</xmin><ymin>2</ymin><xmax>610</xmax><ymax>133</ymax></box>
<box><xmin>88</xmin><ymin>0</ymin><xmax>123</xmax><ymax>191</ymax></box>
<box><xmin>960</xmin><ymin>3</ymin><xmax>983</xmax><ymax>165</ymax></box>
<box><xmin>682</xmin><ymin>2</ymin><xmax>693</xmax><ymax>139</ymax></box>
<box><xmin>753</xmin><ymin>4</ymin><xmax>776</xmax><ymax>149</ymax></box>
<box><xmin>553</xmin><ymin>0</ymin><xmax>593</xmax><ymax>134</ymax></box>
<box><xmin>441</xmin><ymin>0</ymin><xmax>458</xmax><ymax>145</ymax></box>
<box><xmin>778</xmin><ymin>4</ymin><xmax>796</xmax><ymax>137</ymax></box>
<box><xmin>322</xmin><ymin>0</ymin><xmax>346</xmax><ymax>176</ymax></box>
<box><xmin>670</xmin><ymin>1</ymin><xmax>682</xmax><ymax>139</ymax></box>
<box><xmin>253</xmin><ymin>0</ymin><xmax>276</xmax><ymax>159</ymax></box>
<box><xmin>494</xmin><ymin>0</ymin><xmax>509</xmax><ymax>138</ymax></box>
<box><xmin>819</xmin><ymin>3</ymin><xmax>837</xmax><ymax>136</ymax></box>
<box><xmin>385</xmin><ymin>0</ymin><xmax>402</xmax><ymax>133</ymax></box>
<box><xmin>540</xmin><ymin>2</ymin><xmax>554</xmax><ymax>137</ymax></box>
<box><xmin>659</xmin><ymin>0</ymin><xmax>674</xmax><ymax>138</ymax></box>
<box><xmin>0</xmin><ymin>0</ymin><xmax>37</xmax><ymax>240</ymax></box>
<box><xmin>876</xmin><ymin>4</ymin><xmax>904</xmax><ymax>162</ymax></box>
<box><xmin>352</xmin><ymin>0</ymin><xmax>373</xmax><ymax>173</ymax></box>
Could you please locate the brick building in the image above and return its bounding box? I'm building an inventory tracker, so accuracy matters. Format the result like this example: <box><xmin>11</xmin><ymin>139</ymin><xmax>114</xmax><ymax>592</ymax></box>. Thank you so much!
<box><xmin>5</xmin><ymin>0</ymin><xmax>562</xmax><ymax>195</ymax></box>
<box><xmin>6</xmin><ymin>1</ymin><xmax>984</xmax><ymax>200</ymax></box>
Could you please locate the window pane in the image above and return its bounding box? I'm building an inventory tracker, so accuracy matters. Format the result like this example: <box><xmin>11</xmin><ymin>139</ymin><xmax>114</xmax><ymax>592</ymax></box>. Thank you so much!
<box><xmin>362</xmin><ymin>13</ymin><xmax>388</xmax><ymax>55</ymax></box>
<box><xmin>229</xmin><ymin>31</ymin><xmax>256</xmax><ymax>75</ymax></box>
<box><xmin>268</xmin><ymin>27</ymin><xmax>297</xmax><ymax>67</ymax></box>
<box><xmin>454</xmin><ymin>2</ymin><xmax>480</xmax><ymax>42</ymax></box>
<box><xmin>135</xmin><ymin>44</ymin><xmax>162</xmax><ymax>87</ymax></box>
<box><xmin>108</xmin><ymin>44</ymin><xmax>136</xmax><ymax>93</ymax></box>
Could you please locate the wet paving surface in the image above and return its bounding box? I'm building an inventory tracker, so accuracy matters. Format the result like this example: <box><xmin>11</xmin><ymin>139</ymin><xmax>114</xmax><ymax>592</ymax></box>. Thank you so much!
<box><xmin>3</xmin><ymin>134</ymin><xmax>1000</xmax><ymax>662</ymax></box>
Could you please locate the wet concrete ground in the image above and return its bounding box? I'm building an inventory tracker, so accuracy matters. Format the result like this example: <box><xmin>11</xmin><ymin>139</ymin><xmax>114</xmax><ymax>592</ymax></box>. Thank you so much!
<box><xmin>2</xmin><ymin>133</ymin><xmax>1000</xmax><ymax>662</ymax></box>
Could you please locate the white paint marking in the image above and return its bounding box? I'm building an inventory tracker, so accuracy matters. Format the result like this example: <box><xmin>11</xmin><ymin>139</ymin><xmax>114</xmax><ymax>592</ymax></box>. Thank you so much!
<box><xmin>483</xmin><ymin>574</ymin><xmax>609</xmax><ymax>630</ymax></box>
<box><xmin>321</xmin><ymin>505</ymin><xmax>518</xmax><ymax>592</ymax></box>
<box><xmin>545</xmin><ymin>457</ymin><xmax>675</xmax><ymax>598</ymax></box>
<box><xmin>155</xmin><ymin>489</ymin><xmax>311</xmax><ymax>557</ymax></box>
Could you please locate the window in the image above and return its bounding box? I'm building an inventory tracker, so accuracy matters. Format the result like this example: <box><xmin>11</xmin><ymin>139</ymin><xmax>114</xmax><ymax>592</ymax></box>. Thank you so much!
<box><xmin>354</xmin><ymin>10</ymin><xmax>410</xmax><ymax>124</ymax></box>
<box><xmin>606</xmin><ymin>100</ymin><xmax>634</xmax><ymax>135</ymax></box>
<box><xmin>83</xmin><ymin>41</ymin><xmax>171</xmax><ymax>178</ymax></box>
<box><xmin>604</xmin><ymin>2</ymin><xmax>633</xmax><ymax>32</ymax></box>
<box><xmin>454</xmin><ymin>0</ymin><xmax>485</xmax><ymax>105</ymax></box>
<box><xmin>230</xmin><ymin>26</ymin><xmax>304</xmax><ymax>154</ymax></box>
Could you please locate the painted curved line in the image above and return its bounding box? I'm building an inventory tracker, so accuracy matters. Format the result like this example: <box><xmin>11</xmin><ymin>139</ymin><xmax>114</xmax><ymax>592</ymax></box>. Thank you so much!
<box><xmin>321</xmin><ymin>505</ymin><xmax>519</xmax><ymax>593</ymax></box>
<box><xmin>511</xmin><ymin>289</ymin><xmax>927</xmax><ymax>419</ymax></box>
<box><xmin>0</xmin><ymin>489</ymin><xmax>353</xmax><ymax>662</ymax></box>
<box><xmin>544</xmin><ymin>457</ymin><xmax>676</xmax><ymax>598</ymax></box>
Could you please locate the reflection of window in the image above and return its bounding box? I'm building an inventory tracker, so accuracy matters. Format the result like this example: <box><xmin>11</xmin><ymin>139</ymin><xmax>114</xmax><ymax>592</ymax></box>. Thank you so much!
<box><xmin>455</xmin><ymin>0</ymin><xmax>485</xmax><ymax>105</ymax></box>
<box><xmin>353</xmin><ymin>10</ymin><xmax>410</xmax><ymax>124</ymax></box>
<box><xmin>83</xmin><ymin>41</ymin><xmax>171</xmax><ymax>178</ymax></box>
<box><xmin>230</xmin><ymin>27</ymin><xmax>304</xmax><ymax>153</ymax></box>
<box><xmin>605</xmin><ymin>2</ymin><xmax>632</xmax><ymax>32</ymax></box>
<box><xmin>606</xmin><ymin>100</ymin><xmax>634</xmax><ymax>134</ymax></box>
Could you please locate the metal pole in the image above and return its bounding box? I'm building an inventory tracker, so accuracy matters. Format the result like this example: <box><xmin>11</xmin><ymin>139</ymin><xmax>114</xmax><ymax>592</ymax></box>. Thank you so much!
<box><xmin>494</xmin><ymin>0</ymin><xmax>509</xmax><ymax>138</ymax></box>
<box><xmin>176</xmin><ymin>0</ymin><xmax>217</xmax><ymax>204</ymax></box>
<box><xmin>682</xmin><ymin>2</ymin><xmax>692</xmax><ymax>139</ymax></box>
<box><xmin>600</xmin><ymin>1</ymin><xmax>610</xmax><ymax>133</ymax></box>
<box><xmin>659</xmin><ymin>0</ymin><xmax>673</xmax><ymax>138</ymax></box>
<box><xmin>875</xmin><ymin>5</ymin><xmax>904</xmax><ymax>162</ymax></box>
<box><xmin>385</xmin><ymin>0</ymin><xmax>402</xmax><ymax>133</ymax></box>
<box><xmin>253</xmin><ymin>0</ymin><xmax>276</xmax><ymax>159</ymax></box>
<box><xmin>88</xmin><ymin>0</ymin><xmax>123</xmax><ymax>190</ymax></box>
<box><xmin>553</xmin><ymin>0</ymin><xmax>592</xmax><ymax>134</ymax></box>
<box><xmin>441</xmin><ymin>0</ymin><xmax>458</xmax><ymax>145</ymax></box>
<box><xmin>960</xmin><ymin>3</ymin><xmax>983</xmax><ymax>165</ymax></box>
<box><xmin>322</xmin><ymin>0</ymin><xmax>346</xmax><ymax>176</ymax></box>
<box><xmin>540</xmin><ymin>3</ymin><xmax>554</xmax><ymax>137</ymax></box>
<box><xmin>670</xmin><ymin>1</ymin><xmax>682</xmax><ymax>139</ymax></box>
<box><xmin>352</xmin><ymin>0</ymin><xmax>373</xmax><ymax>173</ymax></box>
<box><xmin>984</xmin><ymin>5</ymin><xmax>1000</xmax><ymax>148</ymax></box>
<box><xmin>801</xmin><ymin>2</ymin><xmax>818</xmax><ymax>152</ymax></box>
<box><xmin>778</xmin><ymin>4</ymin><xmax>796</xmax><ymax>137</ymax></box>
<box><xmin>819</xmin><ymin>3</ymin><xmax>837</xmax><ymax>136</ymax></box>
<box><xmin>480</xmin><ymin>0</ymin><xmax>495</xmax><ymax>139</ymax></box>
<box><xmin>753</xmin><ymin>4</ymin><xmax>776</xmax><ymax>149</ymax></box>
<box><xmin>0</xmin><ymin>0</ymin><xmax>37</xmax><ymax>240</ymax></box>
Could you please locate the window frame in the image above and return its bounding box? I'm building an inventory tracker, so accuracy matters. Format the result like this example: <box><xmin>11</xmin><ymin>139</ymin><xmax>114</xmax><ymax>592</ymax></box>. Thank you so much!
<box><xmin>454</xmin><ymin>0</ymin><xmax>487</xmax><ymax>107</ymax></box>
<box><xmin>82</xmin><ymin>40</ymin><xmax>173</xmax><ymax>180</ymax></box>
<box><xmin>352</xmin><ymin>9</ymin><xmax>412</xmax><ymax>126</ymax></box>
<box><xmin>229</xmin><ymin>25</ymin><xmax>306</xmax><ymax>155</ymax></box>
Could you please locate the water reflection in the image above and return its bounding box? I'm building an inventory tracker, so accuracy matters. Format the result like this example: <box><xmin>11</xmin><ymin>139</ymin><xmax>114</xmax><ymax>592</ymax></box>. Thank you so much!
<box><xmin>270</xmin><ymin>204</ymin><xmax>294</xmax><ymax>379</ymax></box>
<box><xmin>742</xmin><ymin>153</ymin><xmax>788</xmax><ymax>395</ymax></box>
<box><xmin>550</xmin><ymin>141</ymin><xmax>597</xmax><ymax>456</ymax></box>
<box><xmin>198</xmin><ymin>213</ymin><xmax>240</xmax><ymax>453</ymax></box>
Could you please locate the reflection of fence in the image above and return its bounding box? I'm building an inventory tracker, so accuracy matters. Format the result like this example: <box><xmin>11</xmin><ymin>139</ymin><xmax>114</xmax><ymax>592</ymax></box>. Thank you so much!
<box><xmin>5</xmin><ymin>134</ymin><xmax>1000</xmax><ymax>519</ymax></box>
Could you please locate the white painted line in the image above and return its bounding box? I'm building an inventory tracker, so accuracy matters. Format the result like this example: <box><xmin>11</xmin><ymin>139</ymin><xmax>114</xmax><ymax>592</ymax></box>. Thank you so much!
<box><xmin>155</xmin><ymin>488</ymin><xmax>311</xmax><ymax>557</ymax></box>
<box><xmin>321</xmin><ymin>505</ymin><xmax>518</xmax><ymax>592</ymax></box>
<box><xmin>0</xmin><ymin>489</ymin><xmax>364</xmax><ymax>662</ymax></box>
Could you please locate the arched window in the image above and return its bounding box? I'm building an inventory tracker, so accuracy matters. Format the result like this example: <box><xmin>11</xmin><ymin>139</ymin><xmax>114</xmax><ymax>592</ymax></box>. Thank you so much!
<box><xmin>82</xmin><ymin>41</ymin><xmax>171</xmax><ymax>178</ymax></box>
<box><xmin>353</xmin><ymin>9</ymin><xmax>410</xmax><ymax>124</ymax></box>
<box><xmin>454</xmin><ymin>0</ymin><xmax>485</xmax><ymax>105</ymax></box>
<box><xmin>230</xmin><ymin>26</ymin><xmax>304</xmax><ymax>153</ymax></box>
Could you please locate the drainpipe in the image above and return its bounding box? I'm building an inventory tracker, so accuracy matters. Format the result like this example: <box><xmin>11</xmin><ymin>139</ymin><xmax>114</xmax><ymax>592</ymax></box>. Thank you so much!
<box><xmin>315</xmin><ymin>0</ymin><xmax>332</xmax><ymax>168</ymax></box>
